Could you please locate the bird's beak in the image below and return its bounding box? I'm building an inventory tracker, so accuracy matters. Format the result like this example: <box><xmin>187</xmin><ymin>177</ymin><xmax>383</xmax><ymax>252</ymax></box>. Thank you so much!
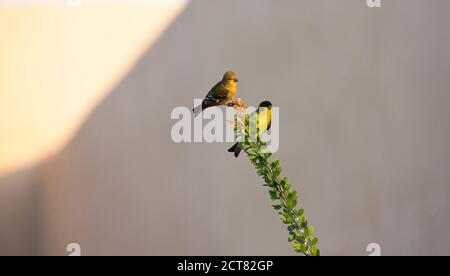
<box><xmin>234</xmin><ymin>78</ymin><xmax>239</xmax><ymax>82</ymax></box>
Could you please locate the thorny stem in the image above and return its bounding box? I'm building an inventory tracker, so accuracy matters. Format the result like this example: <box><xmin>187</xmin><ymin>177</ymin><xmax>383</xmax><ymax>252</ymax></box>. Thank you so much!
<box><xmin>234</xmin><ymin>100</ymin><xmax>319</xmax><ymax>256</ymax></box>
<box><xmin>252</xmin><ymin>151</ymin><xmax>313</xmax><ymax>256</ymax></box>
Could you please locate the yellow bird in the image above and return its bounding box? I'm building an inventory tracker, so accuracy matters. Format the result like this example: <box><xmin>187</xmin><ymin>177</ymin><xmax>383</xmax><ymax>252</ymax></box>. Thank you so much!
<box><xmin>193</xmin><ymin>71</ymin><xmax>238</xmax><ymax>116</ymax></box>
<box><xmin>228</xmin><ymin>101</ymin><xmax>272</xmax><ymax>158</ymax></box>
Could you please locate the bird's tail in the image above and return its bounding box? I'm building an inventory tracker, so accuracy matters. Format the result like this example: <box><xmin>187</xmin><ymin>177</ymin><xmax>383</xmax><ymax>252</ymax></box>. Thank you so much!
<box><xmin>228</xmin><ymin>142</ymin><xmax>242</xmax><ymax>158</ymax></box>
<box><xmin>193</xmin><ymin>104</ymin><xmax>202</xmax><ymax>117</ymax></box>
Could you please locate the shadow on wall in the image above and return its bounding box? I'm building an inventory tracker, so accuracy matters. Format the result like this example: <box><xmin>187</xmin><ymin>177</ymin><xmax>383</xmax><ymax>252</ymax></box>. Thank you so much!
<box><xmin>0</xmin><ymin>169</ymin><xmax>40</xmax><ymax>255</ymax></box>
<box><xmin>2</xmin><ymin>0</ymin><xmax>450</xmax><ymax>255</ymax></box>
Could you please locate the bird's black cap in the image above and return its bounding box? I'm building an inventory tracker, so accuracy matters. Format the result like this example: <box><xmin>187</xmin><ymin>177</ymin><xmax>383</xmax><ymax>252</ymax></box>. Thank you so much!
<box><xmin>258</xmin><ymin>101</ymin><xmax>272</xmax><ymax>108</ymax></box>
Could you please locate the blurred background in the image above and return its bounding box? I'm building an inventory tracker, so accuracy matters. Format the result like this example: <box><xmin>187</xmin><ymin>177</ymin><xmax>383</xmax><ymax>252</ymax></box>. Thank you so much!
<box><xmin>1</xmin><ymin>0</ymin><xmax>450</xmax><ymax>256</ymax></box>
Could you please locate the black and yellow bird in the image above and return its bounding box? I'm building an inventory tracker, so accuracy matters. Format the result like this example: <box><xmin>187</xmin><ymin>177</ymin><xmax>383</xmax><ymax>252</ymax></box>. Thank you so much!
<box><xmin>193</xmin><ymin>71</ymin><xmax>238</xmax><ymax>117</ymax></box>
<box><xmin>228</xmin><ymin>101</ymin><xmax>272</xmax><ymax>158</ymax></box>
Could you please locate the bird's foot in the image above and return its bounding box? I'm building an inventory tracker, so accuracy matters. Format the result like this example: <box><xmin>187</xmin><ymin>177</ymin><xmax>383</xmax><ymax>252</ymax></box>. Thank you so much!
<box><xmin>226</xmin><ymin>100</ymin><xmax>237</xmax><ymax>107</ymax></box>
<box><xmin>226</xmin><ymin>98</ymin><xmax>246</xmax><ymax>108</ymax></box>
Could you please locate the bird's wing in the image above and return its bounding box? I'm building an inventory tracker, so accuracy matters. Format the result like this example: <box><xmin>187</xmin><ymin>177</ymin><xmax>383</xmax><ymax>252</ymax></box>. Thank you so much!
<box><xmin>210</xmin><ymin>82</ymin><xmax>229</xmax><ymax>99</ymax></box>
<box><xmin>203</xmin><ymin>82</ymin><xmax>229</xmax><ymax>108</ymax></box>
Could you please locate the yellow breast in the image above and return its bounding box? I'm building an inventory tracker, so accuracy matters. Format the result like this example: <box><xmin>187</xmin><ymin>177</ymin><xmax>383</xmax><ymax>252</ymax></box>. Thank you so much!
<box><xmin>226</xmin><ymin>82</ymin><xmax>237</xmax><ymax>100</ymax></box>
<box><xmin>258</xmin><ymin>109</ymin><xmax>271</xmax><ymax>136</ymax></box>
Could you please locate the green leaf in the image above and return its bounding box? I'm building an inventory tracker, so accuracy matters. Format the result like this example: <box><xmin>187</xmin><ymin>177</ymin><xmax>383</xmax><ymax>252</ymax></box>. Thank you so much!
<box><xmin>272</xmin><ymin>205</ymin><xmax>282</xmax><ymax>210</ymax></box>
<box><xmin>280</xmin><ymin>176</ymin><xmax>290</xmax><ymax>189</ymax></box>
<box><xmin>290</xmin><ymin>191</ymin><xmax>297</xmax><ymax>199</ymax></box>
<box><xmin>288</xmin><ymin>234</ymin><xmax>295</xmax><ymax>242</ymax></box>
<box><xmin>311</xmin><ymin>237</ymin><xmax>318</xmax><ymax>246</ymax></box>
<box><xmin>287</xmin><ymin>192</ymin><xmax>297</xmax><ymax>209</ymax></box>
<box><xmin>249</xmin><ymin>154</ymin><xmax>257</xmax><ymax>161</ymax></box>
<box><xmin>269</xmin><ymin>190</ymin><xmax>279</xmax><ymax>200</ymax></box>
<box><xmin>292</xmin><ymin>242</ymin><xmax>302</xmax><ymax>250</ymax></box>
<box><xmin>307</xmin><ymin>226</ymin><xmax>315</xmax><ymax>236</ymax></box>
<box><xmin>286</xmin><ymin>215</ymin><xmax>294</xmax><ymax>223</ymax></box>
<box><xmin>272</xmin><ymin>167</ymin><xmax>281</xmax><ymax>178</ymax></box>
<box><xmin>279</xmin><ymin>213</ymin><xmax>293</xmax><ymax>224</ymax></box>
<box><xmin>238</xmin><ymin>140</ymin><xmax>247</xmax><ymax>146</ymax></box>
<box><xmin>256</xmin><ymin>167</ymin><xmax>265</xmax><ymax>176</ymax></box>
<box><xmin>270</xmin><ymin>160</ymin><xmax>280</xmax><ymax>170</ymax></box>
<box><xmin>289</xmin><ymin>198</ymin><xmax>297</xmax><ymax>209</ymax></box>
<box><xmin>296</xmin><ymin>232</ymin><xmax>305</xmax><ymax>242</ymax></box>
<box><xmin>249</xmin><ymin>142</ymin><xmax>257</xmax><ymax>149</ymax></box>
